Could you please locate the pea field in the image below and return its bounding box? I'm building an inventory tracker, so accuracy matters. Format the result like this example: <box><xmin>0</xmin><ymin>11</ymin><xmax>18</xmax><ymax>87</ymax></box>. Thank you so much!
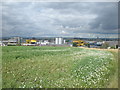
<box><xmin>2</xmin><ymin>46</ymin><xmax>118</xmax><ymax>88</ymax></box>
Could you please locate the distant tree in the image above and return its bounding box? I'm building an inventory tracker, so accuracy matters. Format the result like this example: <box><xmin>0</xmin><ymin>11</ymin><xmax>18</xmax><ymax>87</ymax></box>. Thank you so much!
<box><xmin>16</xmin><ymin>44</ymin><xmax>21</xmax><ymax>46</ymax></box>
<box><xmin>66</xmin><ymin>40</ymin><xmax>70</xmax><ymax>42</ymax></box>
<box><xmin>100</xmin><ymin>42</ymin><xmax>109</xmax><ymax>49</ymax></box>
<box><xmin>85</xmin><ymin>43</ymin><xmax>90</xmax><ymax>48</ymax></box>
<box><xmin>73</xmin><ymin>42</ymin><xmax>77</xmax><ymax>47</ymax></box>
<box><xmin>115</xmin><ymin>45</ymin><xmax>118</xmax><ymax>49</ymax></box>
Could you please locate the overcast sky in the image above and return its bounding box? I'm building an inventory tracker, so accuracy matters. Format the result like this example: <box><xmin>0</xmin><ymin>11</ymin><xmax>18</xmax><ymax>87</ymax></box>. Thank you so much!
<box><xmin>2</xmin><ymin>2</ymin><xmax>118</xmax><ymax>38</ymax></box>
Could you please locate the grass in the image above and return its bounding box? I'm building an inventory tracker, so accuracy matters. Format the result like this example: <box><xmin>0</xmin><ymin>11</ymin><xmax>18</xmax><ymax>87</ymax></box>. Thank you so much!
<box><xmin>106</xmin><ymin>49</ymin><xmax>118</xmax><ymax>88</ymax></box>
<box><xmin>2</xmin><ymin>46</ymin><xmax>118</xmax><ymax>88</ymax></box>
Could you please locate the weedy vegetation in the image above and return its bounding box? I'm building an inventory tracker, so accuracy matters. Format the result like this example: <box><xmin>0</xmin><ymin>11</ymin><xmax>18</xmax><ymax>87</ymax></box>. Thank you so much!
<box><xmin>2</xmin><ymin>46</ymin><xmax>118</xmax><ymax>88</ymax></box>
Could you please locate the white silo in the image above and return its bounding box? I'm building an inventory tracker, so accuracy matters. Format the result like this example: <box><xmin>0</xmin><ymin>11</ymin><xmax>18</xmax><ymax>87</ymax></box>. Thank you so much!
<box><xmin>58</xmin><ymin>37</ymin><xmax>63</xmax><ymax>44</ymax></box>
<box><xmin>55</xmin><ymin>38</ymin><xmax>59</xmax><ymax>44</ymax></box>
<box><xmin>63</xmin><ymin>40</ymin><xmax>66</xmax><ymax>44</ymax></box>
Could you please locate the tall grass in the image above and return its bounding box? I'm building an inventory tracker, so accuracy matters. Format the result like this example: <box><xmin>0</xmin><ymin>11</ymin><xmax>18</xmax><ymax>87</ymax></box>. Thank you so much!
<box><xmin>2</xmin><ymin>46</ymin><xmax>117</xmax><ymax>88</ymax></box>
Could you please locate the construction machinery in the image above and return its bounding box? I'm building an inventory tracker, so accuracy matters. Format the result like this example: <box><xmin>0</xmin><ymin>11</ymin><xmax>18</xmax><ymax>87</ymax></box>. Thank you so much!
<box><xmin>26</xmin><ymin>39</ymin><xmax>37</xmax><ymax>44</ymax></box>
<box><xmin>72</xmin><ymin>40</ymin><xmax>85</xmax><ymax>47</ymax></box>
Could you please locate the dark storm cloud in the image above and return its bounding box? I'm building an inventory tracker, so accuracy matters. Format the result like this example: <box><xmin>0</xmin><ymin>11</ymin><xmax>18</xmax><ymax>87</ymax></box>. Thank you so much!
<box><xmin>2</xmin><ymin>2</ymin><xmax>118</xmax><ymax>38</ymax></box>
<box><xmin>89</xmin><ymin>2</ymin><xmax>118</xmax><ymax>30</ymax></box>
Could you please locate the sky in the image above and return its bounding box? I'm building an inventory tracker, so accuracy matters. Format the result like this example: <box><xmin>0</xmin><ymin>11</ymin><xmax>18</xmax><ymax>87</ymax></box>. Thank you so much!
<box><xmin>2</xmin><ymin>2</ymin><xmax>118</xmax><ymax>38</ymax></box>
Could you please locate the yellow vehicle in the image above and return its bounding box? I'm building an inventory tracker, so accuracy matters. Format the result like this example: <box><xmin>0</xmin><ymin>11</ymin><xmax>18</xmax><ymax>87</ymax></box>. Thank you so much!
<box><xmin>73</xmin><ymin>40</ymin><xmax>85</xmax><ymax>47</ymax></box>
<box><xmin>26</xmin><ymin>39</ymin><xmax>37</xmax><ymax>44</ymax></box>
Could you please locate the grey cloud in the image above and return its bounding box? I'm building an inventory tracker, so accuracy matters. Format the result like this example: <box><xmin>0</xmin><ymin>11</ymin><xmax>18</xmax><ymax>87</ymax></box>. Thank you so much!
<box><xmin>2</xmin><ymin>2</ymin><xmax>118</xmax><ymax>38</ymax></box>
<box><xmin>89</xmin><ymin>2</ymin><xmax>118</xmax><ymax>30</ymax></box>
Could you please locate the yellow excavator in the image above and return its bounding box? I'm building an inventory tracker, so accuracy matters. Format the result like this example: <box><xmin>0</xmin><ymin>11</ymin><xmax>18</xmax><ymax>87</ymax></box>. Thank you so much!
<box><xmin>72</xmin><ymin>40</ymin><xmax>85</xmax><ymax>47</ymax></box>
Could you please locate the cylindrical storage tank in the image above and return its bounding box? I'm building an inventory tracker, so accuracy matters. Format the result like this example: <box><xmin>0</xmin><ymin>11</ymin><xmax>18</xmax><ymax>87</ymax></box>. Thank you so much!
<box><xmin>59</xmin><ymin>38</ymin><xmax>63</xmax><ymax>44</ymax></box>
<box><xmin>55</xmin><ymin>38</ymin><xmax>59</xmax><ymax>44</ymax></box>
<box><xmin>63</xmin><ymin>40</ymin><xmax>66</xmax><ymax>44</ymax></box>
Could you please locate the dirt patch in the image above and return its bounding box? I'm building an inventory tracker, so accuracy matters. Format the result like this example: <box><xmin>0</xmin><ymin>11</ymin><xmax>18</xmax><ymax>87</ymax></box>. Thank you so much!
<box><xmin>79</xmin><ymin>47</ymin><xmax>118</xmax><ymax>52</ymax></box>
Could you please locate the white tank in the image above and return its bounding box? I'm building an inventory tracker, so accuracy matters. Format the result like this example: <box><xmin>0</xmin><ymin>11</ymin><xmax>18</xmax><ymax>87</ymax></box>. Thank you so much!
<box><xmin>63</xmin><ymin>40</ymin><xmax>66</xmax><ymax>44</ymax></box>
<box><xmin>59</xmin><ymin>38</ymin><xmax>63</xmax><ymax>44</ymax></box>
<box><xmin>55</xmin><ymin>38</ymin><xmax>59</xmax><ymax>44</ymax></box>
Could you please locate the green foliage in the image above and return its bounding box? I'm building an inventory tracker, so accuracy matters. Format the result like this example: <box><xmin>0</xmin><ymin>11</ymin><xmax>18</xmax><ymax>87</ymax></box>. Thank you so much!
<box><xmin>16</xmin><ymin>44</ymin><xmax>21</xmax><ymax>46</ymax></box>
<box><xmin>85</xmin><ymin>43</ymin><xmax>90</xmax><ymax>48</ymax></box>
<box><xmin>65</xmin><ymin>40</ymin><xmax>70</xmax><ymax>42</ymax></box>
<box><xmin>110</xmin><ymin>46</ymin><xmax>115</xmax><ymax>49</ymax></box>
<box><xmin>72</xmin><ymin>42</ymin><xmax>77</xmax><ymax>47</ymax></box>
<box><xmin>7</xmin><ymin>45</ymin><xmax>16</xmax><ymax>46</ymax></box>
<box><xmin>100</xmin><ymin>42</ymin><xmax>109</xmax><ymax>49</ymax></box>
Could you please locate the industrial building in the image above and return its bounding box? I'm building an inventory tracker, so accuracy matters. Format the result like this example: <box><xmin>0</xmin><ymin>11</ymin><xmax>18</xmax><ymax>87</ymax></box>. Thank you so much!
<box><xmin>1</xmin><ymin>36</ymin><xmax>119</xmax><ymax>49</ymax></box>
<box><xmin>7</xmin><ymin>37</ymin><xmax>22</xmax><ymax>46</ymax></box>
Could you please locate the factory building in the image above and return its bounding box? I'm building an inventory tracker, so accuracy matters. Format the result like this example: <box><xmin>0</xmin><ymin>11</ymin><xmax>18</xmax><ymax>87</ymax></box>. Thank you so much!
<box><xmin>7</xmin><ymin>37</ymin><xmax>22</xmax><ymax>45</ymax></box>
